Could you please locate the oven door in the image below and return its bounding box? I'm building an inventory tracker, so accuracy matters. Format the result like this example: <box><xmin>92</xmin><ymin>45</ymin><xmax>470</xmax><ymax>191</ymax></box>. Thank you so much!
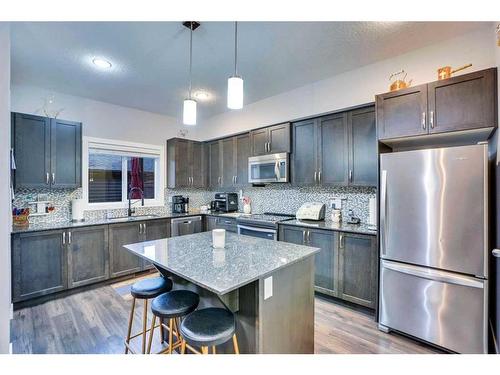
<box><xmin>248</xmin><ymin>153</ymin><xmax>288</xmax><ymax>183</ymax></box>
<box><xmin>237</xmin><ymin>224</ymin><xmax>277</xmax><ymax>240</ymax></box>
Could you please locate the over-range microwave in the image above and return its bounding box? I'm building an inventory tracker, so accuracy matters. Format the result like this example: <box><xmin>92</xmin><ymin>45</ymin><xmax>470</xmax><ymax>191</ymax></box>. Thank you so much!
<box><xmin>248</xmin><ymin>153</ymin><xmax>289</xmax><ymax>184</ymax></box>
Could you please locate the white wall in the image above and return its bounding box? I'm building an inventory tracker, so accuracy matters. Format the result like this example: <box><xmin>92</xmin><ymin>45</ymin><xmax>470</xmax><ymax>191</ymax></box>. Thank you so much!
<box><xmin>10</xmin><ymin>85</ymin><xmax>202</xmax><ymax>145</ymax></box>
<box><xmin>0</xmin><ymin>22</ymin><xmax>11</xmax><ymax>354</ymax></box>
<box><xmin>198</xmin><ymin>25</ymin><xmax>496</xmax><ymax>140</ymax></box>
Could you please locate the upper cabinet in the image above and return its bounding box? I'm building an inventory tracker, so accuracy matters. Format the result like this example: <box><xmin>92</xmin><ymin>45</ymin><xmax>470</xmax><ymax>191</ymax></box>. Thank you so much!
<box><xmin>250</xmin><ymin>123</ymin><xmax>291</xmax><ymax>156</ymax></box>
<box><xmin>377</xmin><ymin>68</ymin><xmax>498</xmax><ymax>141</ymax></box>
<box><xmin>292</xmin><ymin>105</ymin><xmax>376</xmax><ymax>187</ymax></box>
<box><xmin>167</xmin><ymin>138</ymin><xmax>207</xmax><ymax>188</ymax></box>
<box><xmin>208</xmin><ymin>133</ymin><xmax>250</xmax><ymax>189</ymax></box>
<box><xmin>12</xmin><ymin>112</ymin><xmax>82</xmax><ymax>189</ymax></box>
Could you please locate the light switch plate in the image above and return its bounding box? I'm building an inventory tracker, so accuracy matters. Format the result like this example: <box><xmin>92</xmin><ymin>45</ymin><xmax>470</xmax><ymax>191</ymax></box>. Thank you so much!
<box><xmin>264</xmin><ymin>276</ymin><xmax>273</xmax><ymax>300</ymax></box>
<box><xmin>330</xmin><ymin>198</ymin><xmax>342</xmax><ymax>210</ymax></box>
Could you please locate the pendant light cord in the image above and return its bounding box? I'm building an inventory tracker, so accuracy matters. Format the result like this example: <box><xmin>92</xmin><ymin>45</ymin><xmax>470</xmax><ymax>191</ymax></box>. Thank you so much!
<box><xmin>189</xmin><ymin>22</ymin><xmax>193</xmax><ymax>98</ymax></box>
<box><xmin>234</xmin><ymin>21</ymin><xmax>238</xmax><ymax>76</ymax></box>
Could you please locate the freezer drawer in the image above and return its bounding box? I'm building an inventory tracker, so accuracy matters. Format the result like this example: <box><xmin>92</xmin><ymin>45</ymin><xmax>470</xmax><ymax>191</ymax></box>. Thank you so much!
<box><xmin>379</xmin><ymin>260</ymin><xmax>487</xmax><ymax>353</ymax></box>
<box><xmin>380</xmin><ymin>144</ymin><xmax>488</xmax><ymax>277</ymax></box>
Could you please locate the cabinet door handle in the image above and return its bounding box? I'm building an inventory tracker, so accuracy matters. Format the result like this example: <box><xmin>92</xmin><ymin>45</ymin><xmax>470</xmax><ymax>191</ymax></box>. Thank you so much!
<box><xmin>46</xmin><ymin>173</ymin><xmax>50</xmax><ymax>185</ymax></box>
<box><xmin>62</xmin><ymin>232</ymin><xmax>66</xmax><ymax>245</ymax></box>
<box><xmin>143</xmin><ymin>223</ymin><xmax>146</xmax><ymax>235</ymax></box>
<box><xmin>139</xmin><ymin>223</ymin><xmax>142</xmax><ymax>234</ymax></box>
<box><xmin>422</xmin><ymin>112</ymin><xmax>426</xmax><ymax>130</ymax></box>
<box><xmin>302</xmin><ymin>230</ymin><xmax>306</xmax><ymax>244</ymax></box>
<box><xmin>339</xmin><ymin>234</ymin><xmax>344</xmax><ymax>249</ymax></box>
<box><xmin>318</xmin><ymin>171</ymin><xmax>322</xmax><ymax>183</ymax></box>
<box><xmin>314</xmin><ymin>171</ymin><xmax>317</xmax><ymax>183</ymax></box>
<box><xmin>307</xmin><ymin>230</ymin><xmax>311</xmax><ymax>244</ymax></box>
<box><xmin>68</xmin><ymin>231</ymin><xmax>72</xmax><ymax>244</ymax></box>
<box><xmin>52</xmin><ymin>173</ymin><xmax>55</xmax><ymax>184</ymax></box>
<box><xmin>430</xmin><ymin>111</ymin><xmax>434</xmax><ymax>129</ymax></box>
<box><xmin>234</xmin><ymin>176</ymin><xmax>237</xmax><ymax>184</ymax></box>
<box><xmin>349</xmin><ymin>170</ymin><xmax>353</xmax><ymax>182</ymax></box>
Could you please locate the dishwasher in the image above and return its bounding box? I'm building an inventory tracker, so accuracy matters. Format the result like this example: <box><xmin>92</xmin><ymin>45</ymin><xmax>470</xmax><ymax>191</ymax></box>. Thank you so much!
<box><xmin>170</xmin><ymin>216</ymin><xmax>202</xmax><ymax>237</ymax></box>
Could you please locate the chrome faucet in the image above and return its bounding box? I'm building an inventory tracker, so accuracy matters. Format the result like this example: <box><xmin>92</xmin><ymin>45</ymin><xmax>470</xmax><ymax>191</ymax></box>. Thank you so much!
<box><xmin>128</xmin><ymin>187</ymin><xmax>144</xmax><ymax>217</ymax></box>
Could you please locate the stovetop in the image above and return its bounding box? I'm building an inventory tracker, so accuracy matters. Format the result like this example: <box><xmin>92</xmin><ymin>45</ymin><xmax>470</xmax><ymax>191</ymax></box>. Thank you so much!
<box><xmin>237</xmin><ymin>212</ymin><xmax>295</xmax><ymax>225</ymax></box>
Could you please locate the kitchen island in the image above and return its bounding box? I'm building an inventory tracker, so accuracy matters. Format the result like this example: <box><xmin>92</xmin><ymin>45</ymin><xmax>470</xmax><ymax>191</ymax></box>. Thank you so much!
<box><xmin>124</xmin><ymin>231</ymin><xmax>319</xmax><ymax>354</ymax></box>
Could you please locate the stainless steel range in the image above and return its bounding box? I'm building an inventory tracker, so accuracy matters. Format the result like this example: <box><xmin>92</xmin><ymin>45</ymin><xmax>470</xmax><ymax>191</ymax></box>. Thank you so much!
<box><xmin>237</xmin><ymin>213</ymin><xmax>294</xmax><ymax>240</ymax></box>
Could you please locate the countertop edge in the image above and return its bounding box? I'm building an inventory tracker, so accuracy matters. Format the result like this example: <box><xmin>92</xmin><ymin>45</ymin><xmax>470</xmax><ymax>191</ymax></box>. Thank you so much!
<box><xmin>278</xmin><ymin>220</ymin><xmax>377</xmax><ymax>236</ymax></box>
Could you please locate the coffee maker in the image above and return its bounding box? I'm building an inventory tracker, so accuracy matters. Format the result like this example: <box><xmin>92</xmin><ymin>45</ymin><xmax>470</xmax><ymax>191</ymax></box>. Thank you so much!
<box><xmin>171</xmin><ymin>195</ymin><xmax>189</xmax><ymax>214</ymax></box>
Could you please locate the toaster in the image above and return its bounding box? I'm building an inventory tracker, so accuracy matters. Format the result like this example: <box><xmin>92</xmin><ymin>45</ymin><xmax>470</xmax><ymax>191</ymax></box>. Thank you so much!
<box><xmin>295</xmin><ymin>202</ymin><xmax>326</xmax><ymax>221</ymax></box>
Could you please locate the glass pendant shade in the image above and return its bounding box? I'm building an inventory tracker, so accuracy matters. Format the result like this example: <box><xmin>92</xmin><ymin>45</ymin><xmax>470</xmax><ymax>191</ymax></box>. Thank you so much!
<box><xmin>183</xmin><ymin>99</ymin><xmax>197</xmax><ymax>125</ymax></box>
<box><xmin>227</xmin><ymin>76</ymin><xmax>244</xmax><ymax>109</ymax></box>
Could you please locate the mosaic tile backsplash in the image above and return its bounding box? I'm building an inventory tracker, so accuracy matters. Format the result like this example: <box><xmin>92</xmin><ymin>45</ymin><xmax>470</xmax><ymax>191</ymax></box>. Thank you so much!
<box><xmin>13</xmin><ymin>184</ymin><xmax>376</xmax><ymax>225</ymax></box>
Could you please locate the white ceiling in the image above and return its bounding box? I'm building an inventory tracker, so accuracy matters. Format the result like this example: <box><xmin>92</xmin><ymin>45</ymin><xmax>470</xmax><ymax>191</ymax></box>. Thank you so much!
<box><xmin>10</xmin><ymin>21</ymin><xmax>487</xmax><ymax>122</ymax></box>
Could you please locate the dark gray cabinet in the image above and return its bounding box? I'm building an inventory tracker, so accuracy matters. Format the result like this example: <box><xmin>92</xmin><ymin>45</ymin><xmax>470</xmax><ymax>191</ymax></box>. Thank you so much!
<box><xmin>348</xmin><ymin>106</ymin><xmax>377</xmax><ymax>186</ymax></box>
<box><xmin>208</xmin><ymin>133</ymin><xmax>250</xmax><ymax>189</ymax></box>
<box><xmin>292</xmin><ymin>106</ymin><xmax>376</xmax><ymax>187</ymax></box>
<box><xmin>109</xmin><ymin>221</ymin><xmax>144</xmax><ymax>278</ymax></box>
<box><xmin>250</xmin><ymin>123</ymin><xmax>290</xmax><ymax>156</ymax></box>
<box><xmin>67</xmin><ymin>226</ymin><xmax>109</xmax><ymax>289</ymax></box>
<box><xmin>142</xmin><ymin>219</ymin><xmax>170</xmax><ymax>270</ymax></box>
<box><xmin>338</xmin><ymin>232</ymin><xmax>377</xmax><ymax>309</ymax></box>
<box><xmin>377</xmin><ymin>68</ymin><xmax>497</xmax><ymax>141</ymax></box>
<box><xmin>279</xmin><ymin>224</ymin><xmax>377</xmax><ymax>308</ymax></box>
<box><xmin>12</xmin><ymin>230</ymin><xmax>67</xmax><ymax>302</ymax></box>
<box><xmin>279</xmin><ymin>225</ymin><xmax>339</xmax><ymax>297</ymax></box>
<box><xmin>50</xmin><ymin>118</ymin><xmax>82</xmax><ymax>188</ymax></box>
<box><xmin>12</xmin><ymin>112</ymin><xmax>82</xmax><ymax>189</ymax></box>
<box><xmin>167</xmin><ymin>138</ymin><xmax>206</xmax><ymax>188</ymax></box>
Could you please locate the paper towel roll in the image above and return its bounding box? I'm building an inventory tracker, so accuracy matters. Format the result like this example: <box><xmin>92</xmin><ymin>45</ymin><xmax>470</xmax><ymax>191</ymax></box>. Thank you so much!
<box><xmin>71</xmin><ymin>199</ymin><xmax>85</xmax><ymax>222</ymax></box>
<box><xmin>368</xmin><ymin>197</ymin><xmax>377</xmax><ymax>228</ymax></box>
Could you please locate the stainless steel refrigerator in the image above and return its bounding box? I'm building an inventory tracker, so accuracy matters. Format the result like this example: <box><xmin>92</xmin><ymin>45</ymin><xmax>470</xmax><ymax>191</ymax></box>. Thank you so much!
<box><xmin>379</xmin><ymin>144</ymin><xmax>489</xmax><ymax>354</ymax></box>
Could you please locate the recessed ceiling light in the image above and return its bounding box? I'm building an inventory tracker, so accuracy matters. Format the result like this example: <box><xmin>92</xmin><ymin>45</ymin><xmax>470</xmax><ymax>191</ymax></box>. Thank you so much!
<box><xmin>92</xmin><ymin>57</ymin><xmax>112</xmax><ymax>69</ymax></box>
<box><xmin>193</xmin><ymin>90</ymin><xmax>212</xmax><ymax>102</ymax></box>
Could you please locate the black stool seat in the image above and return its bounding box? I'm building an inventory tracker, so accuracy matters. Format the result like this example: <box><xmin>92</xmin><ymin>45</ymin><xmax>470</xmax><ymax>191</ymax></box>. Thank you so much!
<box><xmin>130</xmin><ymin>276</ymin><xmax>172</xmax><ymax>299</ymax></box>
<box><xmin>180</xmin><ymin>308</ymin><xmax>236</xmax><ymax>347</ymax></box>
<box><xmin>151</xmin><ymin>290</ymin><xmax>200</xmax><ymax>318</ymax></box>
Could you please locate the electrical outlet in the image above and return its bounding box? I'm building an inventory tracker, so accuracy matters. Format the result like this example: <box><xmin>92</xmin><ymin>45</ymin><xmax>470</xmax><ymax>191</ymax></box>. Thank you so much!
<box><xmin>168</xmin><ymin>196</ymin><xmax>173</xmax><ymax>203</ymax></box>
<box><xmin>330</xmin><ymin>198</ymin><xmax>343</xmax><ymax>210</ymax></box>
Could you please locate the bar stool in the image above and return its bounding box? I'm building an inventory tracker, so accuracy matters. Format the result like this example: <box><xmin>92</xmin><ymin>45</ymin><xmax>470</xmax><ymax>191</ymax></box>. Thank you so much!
<box><xmin>147</xmin><ymin>290</ymin><xmax>200</xmax><ymax>354</ymax></box>
<box><xmin>124</xmin><ymin>276</ymin><xmax>173</xmax><ymax>354</ymax></box>
<box><xmin>179</xmin><ymin>307</ymin><xmax>240</xmax><ymax>354</ymax></box>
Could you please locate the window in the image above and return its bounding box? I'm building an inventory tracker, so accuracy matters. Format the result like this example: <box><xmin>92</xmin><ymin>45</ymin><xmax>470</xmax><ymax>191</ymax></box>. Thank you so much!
<box><xmin>83</xmin><ymin>138</ymin><xmax>164</xmax><ymax>209</ymax></box>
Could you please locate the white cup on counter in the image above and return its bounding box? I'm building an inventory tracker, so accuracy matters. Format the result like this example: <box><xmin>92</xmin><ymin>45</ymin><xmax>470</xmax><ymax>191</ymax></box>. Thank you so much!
<box><xmin>212</xmin><ymin>229</ymin><xmax>226</xmax><ymax>249</ymax></box>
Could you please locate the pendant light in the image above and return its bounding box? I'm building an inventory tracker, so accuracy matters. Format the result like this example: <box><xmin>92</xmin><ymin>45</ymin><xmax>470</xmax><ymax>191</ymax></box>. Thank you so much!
<box><xmin>183</xmin><ymin>22</ymin><xmax>199</xmax><ymax>125</ymax></box>
<box><xmin>227</xmin><ymin>22</ymin><xmax>244</xmax><ymax>110</ymax></box>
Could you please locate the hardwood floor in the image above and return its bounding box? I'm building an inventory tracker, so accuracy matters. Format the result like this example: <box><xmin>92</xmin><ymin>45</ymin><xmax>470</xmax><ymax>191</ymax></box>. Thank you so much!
<box><xmin>11</xmin><ymin>274</ymin><xmax>441</xmax><ymax>354</ymax></box>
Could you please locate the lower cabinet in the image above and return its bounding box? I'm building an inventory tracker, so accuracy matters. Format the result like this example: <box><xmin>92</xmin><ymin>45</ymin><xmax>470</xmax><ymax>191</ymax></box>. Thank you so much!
<box><xmin>108</xmin><ymin>221</ymin><xmax>144</xmax><ymax>278</ymax></box>
<box><xmin>338</xmin><ymin>232</ymin><xmax>378</xmax><ymax>309</ymax></box>
<box><xmin>68</xmin><ymin>225</ymin><xmax>109</xmax><ymax>289</ymax></box>
<box><xmin>142</xmin><ymin>219</ymin><xmax>170</xmax><ymax>270</ymax></box>
<box><xmin>279</xmin><ymin>224</ymin><xmax>377</xmax><ymax>309</ymax></box>
<box><xmin>12</xmin><ymin>229</ymin><xmax>67</xmax><ymax>303</ymax></box>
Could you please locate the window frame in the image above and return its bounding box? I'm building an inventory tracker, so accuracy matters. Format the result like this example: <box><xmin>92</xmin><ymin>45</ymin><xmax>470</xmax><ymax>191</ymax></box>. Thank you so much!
<box><xmin>83</xmin><ymin>137</ymin><xmax>165</xmax><ymax>210</ymax></box>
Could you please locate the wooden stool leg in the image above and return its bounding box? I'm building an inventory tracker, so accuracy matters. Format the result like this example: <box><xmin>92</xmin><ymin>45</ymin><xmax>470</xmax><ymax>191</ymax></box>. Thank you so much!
<box><xmin>147</xmin><ymin>315</ymin><xmax>156</xmax><ymax>354</ymax></box>
<box><xmin>159</xmin><ymin>318</ymin><xmax>164</xmax><ymax>343</ymax></box>
<box><xmin>141</xmin><ymin>299</ymin><xmax>148</xmax><ymax>354</ymax></box>
<box><xmin>201</xmin><ymin>346</ymin><xmax>209</xmax><ymax>354</ymax></box>
<box><xmin>232</xmin><ymin>334</ymin><xmax>240</xmax><ymax>354</ymax></box>
<box><xmin>124</xmin><ymin>297</ymin><xmax>136</xmax><ymax>354</ymax></box>
<box><xmin>181</xmin><ymin>339</ymin><xmax>186</xmax><ymax>354</ymax></box>
<box><xmin>168</xmin><ymin>318</ymin><xmax>174</xmax><ymax>354</ymax></box>
<box><xmin>212</xmin><ymin>346</ymin><xmax>216</xmax><ymax>354</ymax></box>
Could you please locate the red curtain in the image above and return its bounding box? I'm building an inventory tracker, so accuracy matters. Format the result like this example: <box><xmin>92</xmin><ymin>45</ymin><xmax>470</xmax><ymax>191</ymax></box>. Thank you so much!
<box><xmin>129</xmin><ymin>157</ymin><xmax>143</xmax><ymax>199</ymax></box>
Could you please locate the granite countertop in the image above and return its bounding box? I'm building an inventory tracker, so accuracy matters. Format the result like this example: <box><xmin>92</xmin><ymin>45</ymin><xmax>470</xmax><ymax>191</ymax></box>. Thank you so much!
<box><xmin>123</xmin><ymin>231</ymin><xmax>320</xmax><ymax>295</ymax></box>
<box><xmin>280</xmin><ymin>219</ymin><xmax>377</xmax><ymax>236</ymax></box>
<box><xmin>11</xmin><ymin>211</ymin><xmax>206</xmax><ymax>234</ymax></box>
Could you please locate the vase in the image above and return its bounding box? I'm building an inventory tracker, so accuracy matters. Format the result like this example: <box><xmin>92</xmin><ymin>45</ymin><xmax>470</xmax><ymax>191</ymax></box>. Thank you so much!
<box><xmin>243</xmin><ymin>203</ymin><xmax>251</xmax><ymax>214</ymax></box>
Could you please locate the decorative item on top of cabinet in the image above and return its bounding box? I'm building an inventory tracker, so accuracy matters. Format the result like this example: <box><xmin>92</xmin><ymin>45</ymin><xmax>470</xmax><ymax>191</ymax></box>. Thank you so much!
<box><xmin>389</xmin><ymin>69</ymin><xmax>412</xmax><ymax>91</ymax></box>
<box><xmin>167</xmin><ymin>138</ymin><xmax>207</xmax><ymax>188</ymax></box>
<box><xmin>377</xmin><ymin>67</ymin><xmax>498</xmax><ymax>143</ymax></box>
<box><xmin>250</xmin><ymin>123</ymin><xmax>290</xmax><ymax>156</ymax></box>
<box><xmin>437</xmin><ymin>63</ymin><xmax>472</xmax><ymax>80</ymax></box>
<box><xmin>11</xmin><ymin>112</ymin><xmax>82</xmax><ymax>190</ymax></box>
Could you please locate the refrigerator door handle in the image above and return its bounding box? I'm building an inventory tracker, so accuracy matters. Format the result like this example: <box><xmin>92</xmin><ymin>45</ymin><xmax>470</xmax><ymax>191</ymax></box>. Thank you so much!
<box><xmin>381</xmin><ymin>260</ymin><xmax>485</xmax><ymax>289</ymax></box>
<box><xmin>380</xmin><ymin>170</ymin><xmax>387</xmax><ymax>256</ymax></box>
